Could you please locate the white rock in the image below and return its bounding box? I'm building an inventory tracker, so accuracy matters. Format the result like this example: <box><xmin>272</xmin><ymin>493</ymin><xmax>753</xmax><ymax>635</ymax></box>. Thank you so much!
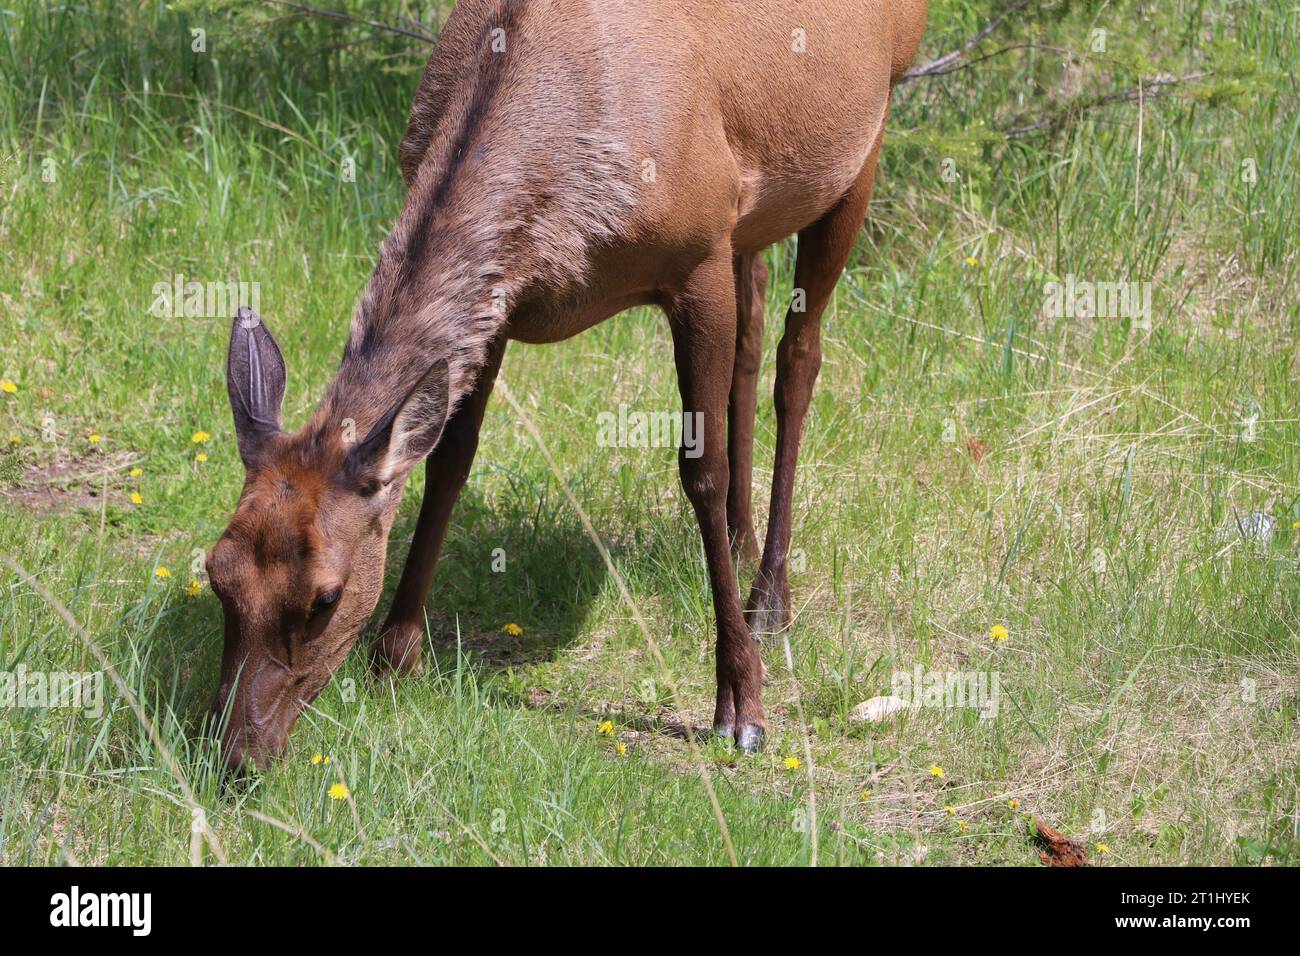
<box><xmin>849</xmin><ymin>695</ymin><xmax>912</xmax><ymax>724</ymax></box>
<box><xmin>1216</xmin><ymin>511</ymin><xmax>1276</xmax><ymax>544</ymax></box>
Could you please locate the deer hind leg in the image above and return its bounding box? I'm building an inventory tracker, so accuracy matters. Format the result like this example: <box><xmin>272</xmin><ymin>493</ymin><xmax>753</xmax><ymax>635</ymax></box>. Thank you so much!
<box><xmin>374</xmin><ymin>337</ymin><xmax>507</xmax><ymax>677</ymax></box>
<box><xmin>727</xmin><ymin>252</ymin><xmax>768</xmax><ymax>568</ymax></box>
<box><xmin>667</xmin><ymin>245</ymin><xmax>766</xmax><ymax>753</ymax></box>
<box><xmin>747</xmin><ymin>144</ymin><xmax>883</xmax><ymax>636</ymax></box>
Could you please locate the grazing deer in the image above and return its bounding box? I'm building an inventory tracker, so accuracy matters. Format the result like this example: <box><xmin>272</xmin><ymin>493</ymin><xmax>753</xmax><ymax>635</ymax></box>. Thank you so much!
<box><xmin>208</xmin><ymin>0</ymin><xmax>927</xmax><ymax>768</ymax></box>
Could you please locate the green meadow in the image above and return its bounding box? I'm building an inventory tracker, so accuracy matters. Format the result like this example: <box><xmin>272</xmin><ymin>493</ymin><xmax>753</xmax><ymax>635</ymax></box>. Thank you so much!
<box><xmin>0</xmin><ymin>0</ymin><xmax>1295</xmax><ymax>865</ymax></box>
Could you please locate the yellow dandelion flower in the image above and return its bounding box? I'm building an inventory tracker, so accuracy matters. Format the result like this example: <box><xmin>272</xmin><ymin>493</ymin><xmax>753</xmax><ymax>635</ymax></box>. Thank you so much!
<box><xmin>8</xmin><ymin>435</ymin><xmax>20</xmax><ymax>445</ymax></box>
<box><xmin>957</xmin><ymin>819</ymin><xmax>969</xmax><ymax>832</ymax></box>
<box><xmin>964</xmin><ymin>256</ymin><xmax>978</xmax><ymax>267</ymax></box>
<box><xmin>191</xmin><ymin>431</ymin><xmax>211</xmax><ymax>444</ymax></box>
<box><xmin>1292</xmin><ymin>520</ymin><xmax>1300</xmax><ymax>530</ymax></box>
<box><xmin>129</xmin><ymin>467</ymin><xmax>142</xmax><ymax>477</ymax></box>
<box><xmin>1095</xmin><ymin>843</ymin><xmax>1111</xmax><ymax>854</ymax></box>
<box><xmin>990</xmin><ymin>624</ymin><xmax>1009</xmax><ymax>642</ymax></box>
<box><xmin>783</xmin><ymin>756</ymin><xmax>800</xmax><ymax>770</ymax></box>
<box><xmin>185</xmin><ymin>578</ymin><xmax>203</xmax><ymax>597</ymax></box>
<box><xmin>929</xmin><ymin>764</ymin><xmax>945</xmax><ymax>778</ymax></box>
<box><xmin>1</xmin><ymin>380</ymin><xmax>17</xmax><ymax>394</ymax></box>
<box><xmin>502</xmin><ymin>622</ymin><xmax>524</xmax><ymax>636</ymax></box>
<box><xmin>88</xmin><ymin>433</ymin><xmax>102</xmax><ymax>444</ymax></box>
<box><xmin>597</xmin><ymin>720</ymin><xmax>614</xmax><ymax>736</ymax></box>
<box><xmin>155</xmin><ymin>566</ymin><xmax>171</xmax><ymax>579</ymax></box>
<box><xmin>945</xmin><ymin>805</ymin><xmax>957</xmax><ymax>816</ymax></box>
<box><xmin>195</xmin><ymin>452</ymin><xmax>208</xmax><ymax>462</ymax></box>
<box><xmin>859</xmin><ymin>789</ymin><xmax>871</xmax><ymax>801</ymax></box>
<box><xmin>130</xmin><ymin>491</ymin><xmax>143</xmax><ymax>505</ymax></box>
<box><xmin>1008</xmin><ymin>798</ymin><xmax>1021</xmax><ymax>810</ymax></box>
<box><xmin>615</xmin><ymin>741</ymin><xmax>628</xmax><ymax>757</ymax></box>
<box><xmin>311</xmin><ymin>753</ymin><xmax>324</xmax><ymax>765</ymax></box>
<box><xmin>328</xmin><ymin>783</ymin><xmax>350</xmax><ymax>800</ymax></box>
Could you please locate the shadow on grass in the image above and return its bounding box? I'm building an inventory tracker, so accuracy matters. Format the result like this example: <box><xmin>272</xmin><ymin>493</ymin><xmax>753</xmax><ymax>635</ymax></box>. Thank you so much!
<box><xmin>392</xmin><ymin>477</ymin><xmax>610</xmax><ymax>674</ymax></box>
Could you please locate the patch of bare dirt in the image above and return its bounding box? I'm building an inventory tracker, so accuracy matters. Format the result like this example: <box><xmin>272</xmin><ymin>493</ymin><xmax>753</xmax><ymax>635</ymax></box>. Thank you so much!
<box><xmin>0</xmin><ymin>453</ymin><xmax>138</xmax><ymax>516</ymax></box>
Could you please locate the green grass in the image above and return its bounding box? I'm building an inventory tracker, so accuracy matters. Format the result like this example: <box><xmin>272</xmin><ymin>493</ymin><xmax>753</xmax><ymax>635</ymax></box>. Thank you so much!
<box><xmin>1</xmin><ymin>0</ymin><xmax>1297</xmax><ymax>866</ymax></box>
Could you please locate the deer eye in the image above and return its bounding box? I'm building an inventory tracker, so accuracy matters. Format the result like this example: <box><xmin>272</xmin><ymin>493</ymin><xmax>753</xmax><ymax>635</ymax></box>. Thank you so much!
<box><xmin>309</xmin><ymin>588</ymin><xmax>341</xmax><ymax>620</ymax></box>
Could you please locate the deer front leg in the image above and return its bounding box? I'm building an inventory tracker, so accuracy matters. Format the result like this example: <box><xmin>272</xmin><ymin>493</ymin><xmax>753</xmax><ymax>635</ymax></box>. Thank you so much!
<box><xmin>667</xmin><ymin>248</ymin><xmax>766</xmax><ymax>753</ymax></box>
<box><xmin>374</xmin><ymin>338</ymin><xmax>507</xmax><ymax>676</ymax></box>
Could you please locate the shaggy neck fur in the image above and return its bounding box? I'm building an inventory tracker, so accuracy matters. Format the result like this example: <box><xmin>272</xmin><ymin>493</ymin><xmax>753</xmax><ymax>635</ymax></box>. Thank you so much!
<box><xmin>311</xmin><ymin>0</ymin><xmax>635</xmax><ymax>442</ymax></box>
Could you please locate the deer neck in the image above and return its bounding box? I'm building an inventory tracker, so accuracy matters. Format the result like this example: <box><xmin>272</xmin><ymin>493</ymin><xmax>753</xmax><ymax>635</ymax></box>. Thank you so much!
<box><xmin>314</xmin><ymin>181</ymin><xmax>520</xmax><ymax>440</ymax></box>
<box><xmin>312</xmin><ymin>13</ymin><xmax>638</xmax><ymax>441</ymax></box>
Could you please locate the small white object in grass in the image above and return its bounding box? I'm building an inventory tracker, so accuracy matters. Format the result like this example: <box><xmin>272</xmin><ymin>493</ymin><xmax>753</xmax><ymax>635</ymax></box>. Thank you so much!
<box><xmin>849</xmin><ymin>695</ymin><xmax>913</xmax><ymax>725</ymax></box>
<box><xmin>1217</xmin><ymin>511</ymin><xmax>1276</xmax><ymax>544</ymax></box>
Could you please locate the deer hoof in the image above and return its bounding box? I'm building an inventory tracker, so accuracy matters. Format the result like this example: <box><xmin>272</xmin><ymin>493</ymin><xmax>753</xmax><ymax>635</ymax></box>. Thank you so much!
<box><xmin>373</xmin><ymin>621</ymin><xmax>425</xmax><ymax>678</ymax></box>
<box><xmin>735</xmin><ymin>723</ymin><xmax>765</xmax><ymax>755</ymax></box>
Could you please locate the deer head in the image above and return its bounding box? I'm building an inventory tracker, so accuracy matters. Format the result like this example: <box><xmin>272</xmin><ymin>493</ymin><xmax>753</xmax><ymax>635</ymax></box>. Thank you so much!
<box><xmin>206</xmin><ymin>308</ymin><xmax>450</xmax><ymax>770</ymax></box>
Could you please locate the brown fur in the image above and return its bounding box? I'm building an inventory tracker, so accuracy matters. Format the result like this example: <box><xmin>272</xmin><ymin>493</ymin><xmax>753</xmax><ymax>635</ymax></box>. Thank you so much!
<box><xmin>210</xmin><ymin>0</ymin><xmax>927</xmax><ymax>768</ymax></box>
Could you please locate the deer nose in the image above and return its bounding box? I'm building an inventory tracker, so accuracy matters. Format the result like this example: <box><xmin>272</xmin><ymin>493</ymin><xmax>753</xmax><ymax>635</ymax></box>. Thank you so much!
<box><xmin>219</xmin><ymin>719</ymin><xmax>289</xmax><ymax>773</ymax></box>
<box><xmin>208</xmin><ymin>677</ymin><xmax>288</xmax><ymax>772</ymax></box>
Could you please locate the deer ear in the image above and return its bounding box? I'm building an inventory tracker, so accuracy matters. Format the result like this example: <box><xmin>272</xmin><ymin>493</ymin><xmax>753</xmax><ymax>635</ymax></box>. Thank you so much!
<box><xmin>347</xmin><ymin>359</ymin><xmax>450</xmax><ymax>490</ymax></box>
<box><xmin>226</xmin><ymin>308</ymin><xmax>286</xmax><ymax>466</ymax></box>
